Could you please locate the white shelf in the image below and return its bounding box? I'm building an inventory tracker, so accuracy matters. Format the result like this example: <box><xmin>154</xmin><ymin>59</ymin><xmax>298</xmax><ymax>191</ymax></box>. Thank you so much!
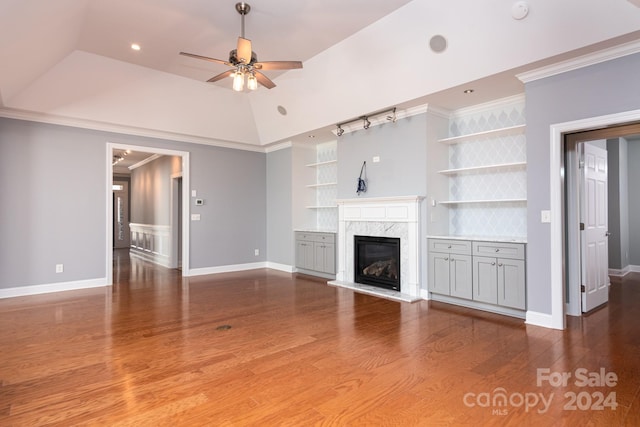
<box><xmin>439</xmin><ymin>199</ymin><xmax>527</xmax><ymax>205</ymax></box>
<box><xmin>306</xmin><ymin>205</ymin><xmax>338</xmax><ymax>209</ymax></box>
<box><xmin>438</xmin><ymin>124</ymin><xmax>526</xmax><ymax>145</ymax></box>
<box><xmin>438</xmin><ymin>162</ymin><xmax>527</xmax><ymax>175</ymax></box>
<box><xmin>306</xmin><ymin>182</ymin><xmax>337</xmax><ymax>188</ymax></box>
<box><xmin>306</xmin><ymin>160</ymin><xmax>337</xmax><ymax>167</ymax></box>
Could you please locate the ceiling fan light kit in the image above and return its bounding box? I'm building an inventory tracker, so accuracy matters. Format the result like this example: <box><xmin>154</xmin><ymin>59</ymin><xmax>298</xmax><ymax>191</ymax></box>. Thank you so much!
<box><xmin>179</xmin><ymin>2</ymin><xmax>302</xmax><ymax>92</ymax></box>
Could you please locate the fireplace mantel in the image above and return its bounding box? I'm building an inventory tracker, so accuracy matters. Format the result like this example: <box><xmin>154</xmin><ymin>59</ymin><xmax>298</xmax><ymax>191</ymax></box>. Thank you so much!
<box><xmin>330</xmin><ymin>196</ymin><xmax>425</xmax><ymax>302</ymax></box>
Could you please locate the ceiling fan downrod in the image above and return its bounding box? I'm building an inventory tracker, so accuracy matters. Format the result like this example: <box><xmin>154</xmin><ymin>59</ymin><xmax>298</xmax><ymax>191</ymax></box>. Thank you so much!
<box><xmin>235</xmin><ymin>2</ymin><xmax>250</xmax><ymax>39</ymax></box>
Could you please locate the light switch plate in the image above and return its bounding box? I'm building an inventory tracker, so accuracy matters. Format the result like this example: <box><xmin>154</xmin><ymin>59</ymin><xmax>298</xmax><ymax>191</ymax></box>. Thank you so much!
<box><xmin>191</xmin><ymin>214</ymin><xmax>201</xmax><ymax>221</ymax></box>
<box><xmin>541</xmin><ymin>210</ymin><xmax>551</xmax><ymax>223</ymax></box>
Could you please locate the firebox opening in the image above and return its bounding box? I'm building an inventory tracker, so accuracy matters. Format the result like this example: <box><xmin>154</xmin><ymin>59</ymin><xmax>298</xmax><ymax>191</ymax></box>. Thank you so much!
<box><xmin>354</xmin><ymin>235</ymin><xmax>400</xmax><ymax>291</ymax></box>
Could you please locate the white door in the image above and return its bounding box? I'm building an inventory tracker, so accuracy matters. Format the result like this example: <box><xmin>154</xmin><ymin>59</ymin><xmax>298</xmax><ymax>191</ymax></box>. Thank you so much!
<box><xmin>113</xmin><ymin>181</ymin><xmax>130</xmax><ymax>249</ymax></box>
<box><xmin>581</xmin><ymin>143</ymin><xmax>609</xmax><ymax>312</ymax></box>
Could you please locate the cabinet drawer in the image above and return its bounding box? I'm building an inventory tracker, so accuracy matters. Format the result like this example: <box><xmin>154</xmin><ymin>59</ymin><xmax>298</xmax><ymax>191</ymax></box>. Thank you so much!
<box><xmin>472</xmin><ymin>241</ymin><xmax>525</xmax><ymax>260</ymax></box>
<box><xmin>295</xmin><ymin>232</ymin><xmax>335</xmax><ymax>243</ymax></box>
<box><xmin>428</xmin><ymin>239</ymin><xmax>471</xmax><ymax>255</ymax></box>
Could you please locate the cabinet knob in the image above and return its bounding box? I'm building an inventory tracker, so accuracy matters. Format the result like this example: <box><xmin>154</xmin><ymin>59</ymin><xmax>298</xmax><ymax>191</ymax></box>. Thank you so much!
<box><xmin>495</xmin><ymin>248</ymin><xmax>500</xmax><ymax>252</ymax></box>
<box><xmin>498</xmin><ymin>263</ymin><xmax>503</xmax><ymax>267</ymax></box>
<box><xmin>448</xmin><ymin>245</ymin><xmax>452</xmax><ymax>249</ymax></box>
<box><xmin>444</xmin><ymin>257</ymin><xmax>449</xmax><ymax>261</ymax></box>
<box><xmin>491</xmin><ymin>262</ymin><xmax>496</xmax><ymax>266</ymax></box>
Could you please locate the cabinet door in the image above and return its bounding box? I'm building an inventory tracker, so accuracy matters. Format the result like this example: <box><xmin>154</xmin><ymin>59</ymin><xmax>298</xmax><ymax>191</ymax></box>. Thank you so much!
<box><xmin>497</xmin><ymin>258</ymin><xmax>526</xmax><ymax>309</ymax></box>
<box><xmin>473</xmin><ymin>256</ymin><xmax>498</xmax><ymax>304</ymax></box>
<box><xmin>296</xmin><ymin>241</ymin><xmax>314</xmax><ymax>270</ymax></box>
<box><xmin>450</xmin><ymin>254</ymin><xmax>472</xmax><ymax>299</ymax></box>
<box><xmin>428</xmin><ymin>252</ymin><xmax>450</xmax><ymax>295</ymax></box>
<box><xmin>314</xmin><ymin>243</ymin><xmax>336</xmax><ymax>274</ymax></box>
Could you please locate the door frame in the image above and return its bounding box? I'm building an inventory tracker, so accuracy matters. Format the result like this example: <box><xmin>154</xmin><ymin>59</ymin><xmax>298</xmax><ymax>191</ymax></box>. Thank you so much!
<box><xmin>550</xmin><ymin>109</ymin><xmax>640</xmax><ymax>329</ymax></box>
<box><xmin>105</xmin><ymin>143</ymin><xmax>190</xmax><ymax>284</ymax></box>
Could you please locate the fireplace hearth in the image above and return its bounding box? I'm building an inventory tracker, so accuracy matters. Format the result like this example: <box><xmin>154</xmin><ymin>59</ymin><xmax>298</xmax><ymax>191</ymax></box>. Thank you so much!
<box><xmin>354</xmin><ymin>235</ymin><xmax>400</xmax><ymax>291</ymax></box>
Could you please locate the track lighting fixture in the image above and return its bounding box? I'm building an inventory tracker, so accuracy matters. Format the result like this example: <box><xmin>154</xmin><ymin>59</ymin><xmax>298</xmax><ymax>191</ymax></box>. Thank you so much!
<box><xmin>386</xmin><ymin>107</ymin><xmax>397</xmax><ymax>123</ymax></box>
<box><xmin>335</xmin><ymin>107</ymin><xmax>397</xmax><ymax>136</ymax></box>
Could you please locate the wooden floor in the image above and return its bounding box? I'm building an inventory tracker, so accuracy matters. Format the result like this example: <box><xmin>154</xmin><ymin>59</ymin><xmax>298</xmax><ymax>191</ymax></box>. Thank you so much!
<box><xmin>1</xmin><ymin>251</ymin><xmax>639</xmax><ymax>426</ymax></box>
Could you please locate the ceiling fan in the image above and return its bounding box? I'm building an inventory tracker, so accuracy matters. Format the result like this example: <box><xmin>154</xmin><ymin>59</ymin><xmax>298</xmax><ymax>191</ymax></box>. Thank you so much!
<box><xmin>179</xmin><ymin>2</ymin><xmax>302</xmax><ymax>91</ymax></box>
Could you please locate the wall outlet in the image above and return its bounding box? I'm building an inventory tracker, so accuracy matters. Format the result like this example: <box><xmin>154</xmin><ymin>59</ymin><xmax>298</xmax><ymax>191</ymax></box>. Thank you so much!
<box><xmin>373</xmin><ymin>156</ymin><xmax>380</xmax><ymax>163</ymax></box>
<box><xmin>191</xmin><ymin>190</ymin><xmax>197</xmax><ymax>197</ymax></box>
<box><xmin>254</xmin><ymin>249</ymin><xmax>259</xmax><ymax>256</ymax></box>
<box><xmin>55</xmin><ymin>264</ymin><xmax>64</xmax><ymax>273</ymax></box>
<box><xmin>191</xmin><ymin>214</ymin><xmax>201</xmax><ymax>221</ymax></box>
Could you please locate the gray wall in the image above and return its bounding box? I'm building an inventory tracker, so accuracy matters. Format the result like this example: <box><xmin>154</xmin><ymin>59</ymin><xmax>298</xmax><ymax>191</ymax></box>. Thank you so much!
<box><xmin>607</xmin><ymin>138</ymin><xmax>630</xmax><ymax>270</ymax></box>
<box><xmin>0</xmin><ymin>117</ymin><xmax>266</xmax><ymax>289</ymax></box>
<box><xmin>525</xmin><ymin>52</ymin><xmax>640</xmax><ymax>314</ymax></box>
<box><xmin>337</xmin><ymin>114</ymin><xmax>427</xmax><ymax>199</ymax></box>
<box><xmin>131</xmin><ymin>155</ymin><xmax>181</xmax><ymax>225</ymax></box>
<box><xmin>629</xmin><ymin>140</ymin><xmax>640</xmax><ymax>266</ymax></box>
<box><xmin>266</xmin><ymin>147</ymin><xmax>293</xmax><ymax>265</ymax></box>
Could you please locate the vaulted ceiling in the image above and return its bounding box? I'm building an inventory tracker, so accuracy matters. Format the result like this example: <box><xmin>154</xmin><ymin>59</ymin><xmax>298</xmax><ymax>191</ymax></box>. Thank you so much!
<box><xmin>1</xmin><ymin>0</ymin><xmax>640</xmax><ymax>149</ymax></box>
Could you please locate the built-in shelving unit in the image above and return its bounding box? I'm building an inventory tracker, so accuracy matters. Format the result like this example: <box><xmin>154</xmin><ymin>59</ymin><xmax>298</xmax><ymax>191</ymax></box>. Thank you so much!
<box><xmin>437</xmin><ymin>124</ymin><xmax>526</xmax><ymax>145</ymax></box>
<box><xmin>432</xmin><ymin>97</ymin><xmax>528</xmax><ymax>238</ymax></box>
<box><xmin>306</xmin><ymin>142</ymin><xmax>338</xmax><ymax>230</ymax></box>
<box><xmin>438</xmin><ymin>162</ymin><xmax>526</xmax><ymax>175</ymax></box>
<box><xmin>438</xmin><ymin>198</ymin><xmax>527</xmax><ymax>205</ymax></box>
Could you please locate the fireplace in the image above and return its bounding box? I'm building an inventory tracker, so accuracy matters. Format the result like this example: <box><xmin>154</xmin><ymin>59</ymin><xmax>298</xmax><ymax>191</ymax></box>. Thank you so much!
<box><xmin>354</xmin><ymin>235</ymin><xmax>401</xmax><ymax>291</ymax></box>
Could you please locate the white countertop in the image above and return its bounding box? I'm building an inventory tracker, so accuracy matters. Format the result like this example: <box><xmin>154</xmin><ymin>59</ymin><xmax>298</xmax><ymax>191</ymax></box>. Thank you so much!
<box><xmin>427</xmin><ymin>235</ymin><xmax>527</xmax><ymax>244</ymax></box>
<box><xmin>294</xmin><ymin>229</ymin><xmax>337</xmax><ymax>233</ymax></box>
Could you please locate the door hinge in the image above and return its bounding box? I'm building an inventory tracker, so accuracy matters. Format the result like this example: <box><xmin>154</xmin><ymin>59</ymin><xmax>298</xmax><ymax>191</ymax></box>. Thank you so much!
<box><xmin>580</xmin><ymin>223</ymin><xmax>584</xmax><ymax>231</ymax></box>
<box><xmin>581</xmin><ymin>285</ymin><xmax>586</xmax><ymax>293</ymax></box>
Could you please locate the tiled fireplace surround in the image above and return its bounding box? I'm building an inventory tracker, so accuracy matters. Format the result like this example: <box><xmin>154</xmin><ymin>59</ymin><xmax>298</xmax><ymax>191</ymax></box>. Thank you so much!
<box><xmin>329</xmin><ymin>196</ymin><xmax>424</xmax><ymax>302</ymax></box>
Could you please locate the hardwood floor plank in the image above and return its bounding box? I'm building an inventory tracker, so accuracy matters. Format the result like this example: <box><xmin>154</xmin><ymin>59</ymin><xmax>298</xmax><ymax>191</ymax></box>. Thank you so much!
<box><xmin>1</xmin><ymin>253</ymin><xmax>639</xmax><ymax>425</ymax></box>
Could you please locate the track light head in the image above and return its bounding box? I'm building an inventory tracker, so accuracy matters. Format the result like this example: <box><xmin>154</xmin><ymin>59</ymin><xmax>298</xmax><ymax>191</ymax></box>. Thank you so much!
<box><xmin>363</xmin><ymin>116</ymin><xmax>371</xmax><ymax>129</ymax></box>
<box><xmin>336</xmin><ymin>125</ymin><xmax>344</xmax><ymax>136</ymax></box>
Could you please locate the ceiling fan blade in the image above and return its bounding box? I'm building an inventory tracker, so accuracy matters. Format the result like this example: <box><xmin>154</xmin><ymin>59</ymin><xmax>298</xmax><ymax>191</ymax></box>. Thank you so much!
<box><xmin>179</xmin><ymin>51</ymin><xmax>231</xmax><ymax>67</ymax></box>
<box><xmin>254</xmin><ymin>61</ymin><xmax>303</xmax><ymax>71</ymax></box>
<box><xmin>237</xmin><ymin>37</ymin><xmax>252</xmax><ymax>64</ymax></box>
<box><xmin>254</xmin><ymin>71</ymin><xmax>276</xmax><ymax>89</ymax></box>
<box><xmin>207</xmin><ymin>70</ymin><xmax>235</xmax><ymax>83</ymax></box>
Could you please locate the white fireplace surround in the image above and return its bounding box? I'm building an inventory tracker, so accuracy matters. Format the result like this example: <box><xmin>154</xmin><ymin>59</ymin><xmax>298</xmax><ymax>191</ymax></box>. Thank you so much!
<box><xmin>331</xmin><ymin>196</ymin><xmax>424</xmax><ymax>300</ymax></box>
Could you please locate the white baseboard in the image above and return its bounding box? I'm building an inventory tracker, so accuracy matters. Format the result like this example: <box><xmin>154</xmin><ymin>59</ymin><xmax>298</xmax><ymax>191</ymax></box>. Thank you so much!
<box><xmin>188</xmin><ymin>262</ymin><xmax>267</xmax><ymax>277</ymax></box>
<box><xmin>266</xmin><ymin>262</ymin><xmax>295</xmax><ymax>273</ymax></box>
<box><xmin>525</xmin><ymin>310</ymin><xmax>562</xmax><ymax>329</ymax></box>
<box><xmin>609</xmin><ymin>265</ymin><xmax>640</xmax><ymax>277</ymax></box>
<box><xmin>0</xmin><ymin>278</ymin><xmax>109</xmax><ymax>299</ymax></box>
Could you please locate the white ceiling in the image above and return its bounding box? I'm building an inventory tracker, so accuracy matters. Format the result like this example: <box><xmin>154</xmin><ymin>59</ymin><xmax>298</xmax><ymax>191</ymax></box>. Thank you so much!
<box><xmin>1</xmin><ymin>0</ymin><xmax>640</xmax><ymax>148</ymax></box>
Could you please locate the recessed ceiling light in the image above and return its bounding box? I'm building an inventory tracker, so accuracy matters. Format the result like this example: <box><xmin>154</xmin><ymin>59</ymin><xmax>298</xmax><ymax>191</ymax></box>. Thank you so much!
<box><xmin>131</xmin><ymin>43</ymin><xmax>141</xmax><ymax>51</ymax></box>
<box><xmin>277</xmin><ymin>105</ymin><xmax>287</xmax><ymax>116</ymax></box>
<box><xmin>463</xmin><ymin>89</ymin><xmax>474</xmax><ymax>94</ymax></box>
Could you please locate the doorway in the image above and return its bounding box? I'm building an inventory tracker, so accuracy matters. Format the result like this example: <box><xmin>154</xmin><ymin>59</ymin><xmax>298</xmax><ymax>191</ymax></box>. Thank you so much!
<box><xmin>562</xmin><ymin>122</ymin><xmax>640</xmax><ymax>317</ymax></box>
<box><xmin>112</xmin><ymin>180</ymin><xmax>130</xmax><ymax>249</ymax></box>
<box><xmin>106</xmin><ymin>143</ymin><xmax>190</xmax><ymax>285</ymax></box>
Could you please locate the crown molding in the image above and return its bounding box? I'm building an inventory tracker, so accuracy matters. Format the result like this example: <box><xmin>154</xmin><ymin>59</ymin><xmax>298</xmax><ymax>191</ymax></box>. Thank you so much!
<box><xmin>449</xmin><ymin>93</ymin><xmax>526</xmax><ymax>118</ymax></box>
<box><xmin>264</xmin><ymin>141</ymin><xmax>293</xmax><ymax>153</ymax></box>
<box><xmin>129</xmin><ymin>153</ymin><xmax>163</xmax><ymax>170</ymax></box>
<box><xmin>517</xmin><ymin>39</ymin><xmax>640</xmax><ymax>84</ymax></box>
<box><xmin>0</xmin><ymin>107</ymin><xmax>267</xmax><ymax>153</ymax></box>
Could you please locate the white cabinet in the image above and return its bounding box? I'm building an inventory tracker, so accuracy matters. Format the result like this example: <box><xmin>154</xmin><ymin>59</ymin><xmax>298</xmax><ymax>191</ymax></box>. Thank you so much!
<box><xmin>428</xmin><ymin>239</ymin><xmax>472</xmax><ymax>299</ymax></box>
<box><xmin>295</xmin><ymin>232</ymin><xmax>336</xmax><ymax>275</ymax></box>
<box><xmin>428</xmin><ymin>238</ymin><xmax>526</xmax><ymax>316</ymax></box>
<box><xmin>472</xmin><ymin>241</ymin><xmax>526</xmax><ymax>310</ymax></box>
